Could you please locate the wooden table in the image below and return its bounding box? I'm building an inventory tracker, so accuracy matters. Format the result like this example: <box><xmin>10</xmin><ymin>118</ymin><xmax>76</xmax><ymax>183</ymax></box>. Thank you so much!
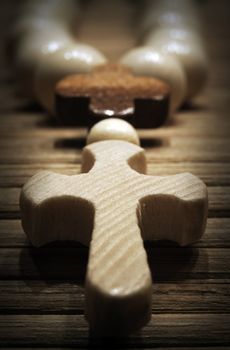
<box><xmin>0</xmin><ymin>0</ymin><xmax>230</xmax><ymax>348</ymax></box>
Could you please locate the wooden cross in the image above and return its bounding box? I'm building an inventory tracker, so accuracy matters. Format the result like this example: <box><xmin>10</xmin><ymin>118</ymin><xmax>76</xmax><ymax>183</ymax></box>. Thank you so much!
<box><xmin>20</xmin><ymin>140</ymin><xmax>208</xmax><ymax>335</ymax></box>
<box><xmin>55</xmin><ymin>64</ymin><xmax>170</xmax><ymax>128</ymax></box>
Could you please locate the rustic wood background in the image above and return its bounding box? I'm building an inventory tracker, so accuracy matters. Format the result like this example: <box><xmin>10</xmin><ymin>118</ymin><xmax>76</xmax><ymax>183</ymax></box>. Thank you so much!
<box><xmin>0</xmin><ymin>0</ymin><xmax>230</xmax><ymax>348</ymax></box>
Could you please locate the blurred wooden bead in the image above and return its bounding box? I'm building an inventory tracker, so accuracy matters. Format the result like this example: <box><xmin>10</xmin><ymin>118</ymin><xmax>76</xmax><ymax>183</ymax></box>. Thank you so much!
<box><xmin>14</xmin><ymin>28</ymin><xmax>73</xmax><ymax>97</ymax></box>
<box><xmin>87</xmin><ymin>119</ymin><xmax>140</xmax><ymax>145</ymax></box>
<box><xmin>20</xmin><ymin>0</ymin><xmax>77</xmax><ymax>24</ymax></box>
<box><xmin>140</xmin><ymin>0</ymin><xmax>200</xmax><ymax>35</ymax></box>
<box><xmin>10</xmin><ymin>0</ymin><xmax>78</xmax><ymax>61</ymax></box>
<box><xmin>145</xmin><ymin>27</ymin><xmax>203</xmax><ymax>48</ymax></box>
<box><xmin>34</xmin><ymin>43</ymin><xmax>107</xmax><ymax>113</ymax></box>
<box><xmin>146</xmin><ymin>32</ymin><xmax>208</xmax><ymax>99</ymax></box>
<box><xmin>10</xmin><ymin>0</ymin><xmax>80</xmax><ymax>97</ymax></box>
<box><xmin>120</xmin><ymin>46</ymin><xmax>186</xmax><ymax>113</ymax></box>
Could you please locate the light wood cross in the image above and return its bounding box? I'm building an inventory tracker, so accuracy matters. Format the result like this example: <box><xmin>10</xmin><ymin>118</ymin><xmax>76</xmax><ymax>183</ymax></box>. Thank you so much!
<box><xmin>20</xmin><ymin>140</ymin><xmax>208</xmax><ymax>335</ymax></box>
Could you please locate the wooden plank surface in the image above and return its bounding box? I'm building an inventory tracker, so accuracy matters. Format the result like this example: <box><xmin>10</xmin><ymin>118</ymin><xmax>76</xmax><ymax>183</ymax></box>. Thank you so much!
<box><xmin>0</xmin><ymin>280</ymin><xmax>230</xmax><ymax>314</ymax></box>
<box><xmin>0</xmin><ymin>314</ymin><xmax>230</xmax><ymax>347</ymax></box>
<box><xmin>0</xmin><ymin>0</ymin><xmax>230</xmax><ymax>348</ymax></box>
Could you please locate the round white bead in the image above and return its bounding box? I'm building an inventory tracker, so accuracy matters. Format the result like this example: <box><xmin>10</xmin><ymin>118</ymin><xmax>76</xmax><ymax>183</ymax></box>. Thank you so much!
<box><xmin>11</xmin><ymin>17</ymin><xmax>72</xmax><ymax>50</ymax></box>
<box><xmin>120</xmin><ymin>46</ymin><xmax>186</xmax><ymax>113</ymax></box>
<box><xmin>20</xmin><ymin>0</ymin><xmax>77</xmax><ymax>24</ymax></box>
<box><xmin>140</xmin><ymin>0</ymin><xmax>200</xmax><ymax>34</ymax></box>
<box><xmin>145</xmin><ymin>27</ymin><xmax>203</xmax><ymax>47</ymax></box>
<box><xmin>14</xmin><ymin>27</ymin><xmax>73</xmax><ymax>97</ymax></box>
<box><xmin>11</xmin><ymin>0</ymin><xmax>78</xmax><ymax>50</ymax></box>
<box><xmin>87</xmin><ymin>119</ymin><xmax>140</xmax><ymax>145</ymax></box>
<box><xmin>34</xmin><ymin>43</ymin><xmax>107</xmax><ymax>114</ymax></box>
<box><xmin>146</xmin><ymin>32</ymin><xmax>208</xmax><ymax>99</ymax></box>
<box><xmin>11</xmin><ymin>0</ymin><xmax>80</xmax><ymax>97</ymax></box>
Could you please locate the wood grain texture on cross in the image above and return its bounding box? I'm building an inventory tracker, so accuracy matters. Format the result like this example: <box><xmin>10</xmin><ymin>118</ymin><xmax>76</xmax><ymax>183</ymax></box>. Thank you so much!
<box><xmin>55</xmin><ymin>64</ymin><xmax>170</xmax><ymax>128</ymax></box>
<box><xmin>20</xmin><ymin>139</ymin><xmax>208</xmax><ymax>335</ymax></box>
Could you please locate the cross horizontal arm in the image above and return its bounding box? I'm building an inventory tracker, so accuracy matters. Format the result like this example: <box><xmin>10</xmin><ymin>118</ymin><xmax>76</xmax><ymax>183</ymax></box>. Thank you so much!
<box><xmin>137</xmin><ymin>173</ymin><xmax>208</xmax><ymax>245</ymax></box>
<box><xmin>20</xmin><ymin>171</ymin><xmax>94</xmax><ymax>247</ymax></box>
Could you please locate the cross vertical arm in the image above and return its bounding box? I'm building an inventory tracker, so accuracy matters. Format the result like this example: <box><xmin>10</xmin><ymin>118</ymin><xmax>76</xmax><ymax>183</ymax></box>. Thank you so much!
<box><xmin>85</xmin><ymin>202</ymin><xmax>152</xmax><ymax>336</ymax></box>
